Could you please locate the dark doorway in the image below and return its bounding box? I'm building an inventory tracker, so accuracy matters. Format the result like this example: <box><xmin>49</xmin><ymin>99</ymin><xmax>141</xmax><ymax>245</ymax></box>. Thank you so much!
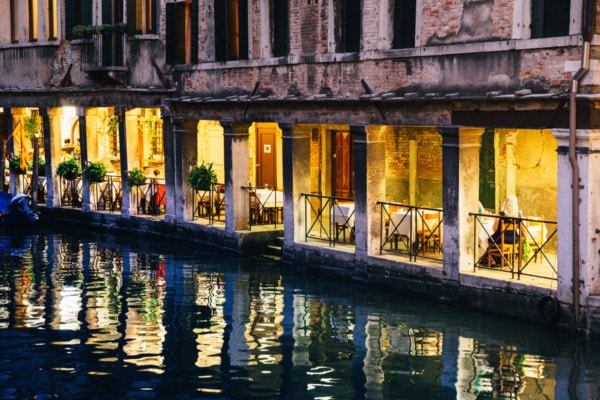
<box><xmin>256</xmin><ymin>125</ymin><xmax>277</xmax><ymax>188</ymax></box>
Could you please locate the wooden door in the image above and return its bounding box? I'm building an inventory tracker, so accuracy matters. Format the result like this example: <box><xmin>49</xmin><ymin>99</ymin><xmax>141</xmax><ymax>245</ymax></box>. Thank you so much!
<box><xmin>479</xmin><ymin>128</ymin><xmax>495</xmax><ymax>210</ymax></box>
<box><xmin>331</xmin><ymin>131</ymin><xmax>354</xmax><ymax>198</ymax></box>
<box><xmin>256</xmin><ymin>126</ymin><xmax>277</xmax><ymax>187</ymax></box>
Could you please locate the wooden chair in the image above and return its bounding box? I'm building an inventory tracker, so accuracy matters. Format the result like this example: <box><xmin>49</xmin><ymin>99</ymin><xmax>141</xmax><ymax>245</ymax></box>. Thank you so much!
<box><xmin>487</xmin><ymin>220</ymin><xmax>521</xmax><ymax>268</ymax></box>
<box><xmin>416</xmin><ymin>211</ymin><xmax>442</xmax><ymax>255</ymax></box>
<box><xmin>249</xmin><ymin>191</ymin><xmax>262</xmax><ymax>224</ymax></box>
<box><xmin>214</xmin><ymin>185</ymin><xmax>225</xmax><ymax>219</ymax></box>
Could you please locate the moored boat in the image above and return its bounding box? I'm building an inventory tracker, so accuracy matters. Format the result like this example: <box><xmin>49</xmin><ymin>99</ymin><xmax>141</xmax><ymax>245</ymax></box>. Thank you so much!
<box><xmin>0</xmin><ymin>192</ymin><xmax>39</xmax><ymax>226</ymax></box>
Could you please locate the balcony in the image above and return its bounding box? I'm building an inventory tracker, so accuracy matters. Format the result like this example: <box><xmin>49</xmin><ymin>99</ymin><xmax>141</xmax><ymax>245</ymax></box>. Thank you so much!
<box><xmin>74</xmin><ymin>26</ymin><xmax>127</xmax><ymax>85</ymax></box>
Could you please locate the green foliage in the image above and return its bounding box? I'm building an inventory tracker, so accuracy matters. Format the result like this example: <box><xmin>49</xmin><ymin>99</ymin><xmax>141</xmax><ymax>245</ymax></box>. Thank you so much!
<box><xmin>82</xmin><ymin>161</ymin><xmax>108</xmax><ymax>183</ymax></box>
<box><xmin>9</xmin><ymin>154</ymin><xmax>27</xmax><ymax>174</ymax></box>
<box><xmin>105</xmin><ymin>115</ymin><xmax>119</xmax><ymax>136</ymax></box>
<box><xmin>27</xmin><ymin>157</ymin><xmax>46</xmax><ymax>176</ymax></box>
<box><xmin>127</xmin><ymin>167</ymin><xmax>147</xmax><ymax>187</ymax></box>
<box><xmin>23</xmin><ymin>115</ymin><xmax>40</xmax><ymax>140</ymax></box>
<box><xmin>187</xmin><ymin>162</ymin><xmax>217</xmax><ymax>191</ymax></box>
<box><xmin>56</xmin><ymin>158</ymin><xmax>81</xmax><ymax>180</ymax></box>
<box><xmin>72</xmin><ymin>24</ymin><xmax>118</xmax><ymax>38</ymax></box>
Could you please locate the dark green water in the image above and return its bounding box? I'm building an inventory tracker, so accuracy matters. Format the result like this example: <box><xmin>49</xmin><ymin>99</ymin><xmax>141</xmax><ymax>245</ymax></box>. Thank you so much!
<box><xmin>0</xmin><ymin>226</ymin><xmax>598</xmax><ymax>399</ymax></box>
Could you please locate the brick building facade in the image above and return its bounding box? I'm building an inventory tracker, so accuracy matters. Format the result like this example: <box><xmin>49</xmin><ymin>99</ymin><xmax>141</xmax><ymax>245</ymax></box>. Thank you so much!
<box><xmin>2</xmin><ymin>1</ymin><xmax>600</xmax><ymax>347</ymax></box>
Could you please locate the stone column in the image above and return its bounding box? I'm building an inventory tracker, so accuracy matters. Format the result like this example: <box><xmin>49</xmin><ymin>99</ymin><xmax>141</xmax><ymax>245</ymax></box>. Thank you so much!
<box><xmin>552</xmin><ymin>129</ymin><xmax>600</xmax><ymax>313</ymax></box>
<box><xmin>181</xmin><ymin>119</ymin><xmax>199</xmax><ymax>222</ymax></box>
<box><xmin>171</xmin><ymin>117</ymin><xmax>198</xmax><ymax>223</ymax></box>
<box><xmin>79</xmin><ymin>108</ymin><xmax>92</xmax><ymax>212</ymax></box>
<box><xmin>352</xmin><ymin>124</ymin><xmax>386</xmax><ymax>280</ymax></box>
<box><xmin>43</xmin><ymin>107</ymin><xmax>62</xmax><ymax>207</ymax></box>
<box><xmin>280</xmin><ymin>123</ymin><xmax>311</xmax><ymax>262</ymax></box>
<box><xmin>222</xmin><ymin>121</ymin><xmax>251</xmax><ymax>233</ymax></box>
<box><xmin>9</xmin><ymin>108</ymin><xmax>26</xmax><ymax>196</ymax></box>
<box><xmin>162</xmin><ymin>110</ymin><xmax>176</xmax><ymax>222</ymax></box>
<box><xmin>439</xmin><ymin>126</ymin><xmax>484</xmax><ymax>282</ymax></box>
<box><xmin>3</xmin><ymin>107</ymin><xmax>13</xmax><ymax>193</ymax></box>
<box><xmin>118</xmin><ymin>107</ymin><xmax>133</xmax><ymax>217</ymax></box>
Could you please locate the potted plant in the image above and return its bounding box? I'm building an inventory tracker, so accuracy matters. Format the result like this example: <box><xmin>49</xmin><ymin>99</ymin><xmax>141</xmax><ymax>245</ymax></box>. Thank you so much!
<box><xmin>127</xmin><ymin>167</ymin><xmax>147</xmax><ymax>187</ymax></box>
<box><xmin>9</xmin><ymin>154</ymin><xmax>27</xmax><ymax>175</ymax></box>
<box><xmin>27</xmin><ymin>157</ymin><xmax>46</xmax><ymax>176</ymax></box>
<box><xmin>82</xmin><ymin>161</ymin><xmax>108</xmax><ymax>184</ymax></box>
<box><xmin>187</xmin><ymin>162</ymin><xmax>217</xmax><ymax>191</ymax></box>
<box><xmin>56</xmin><ymin>158</ymin><xmax>81</xmax><ymax>180</ymax></box>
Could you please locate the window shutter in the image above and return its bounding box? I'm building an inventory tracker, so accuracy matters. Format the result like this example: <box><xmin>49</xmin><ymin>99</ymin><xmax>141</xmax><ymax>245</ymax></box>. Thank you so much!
<box><xmin>165</xmin><ymin>2</ymin><xmax>177</xmax><ymax>65</ymax></box>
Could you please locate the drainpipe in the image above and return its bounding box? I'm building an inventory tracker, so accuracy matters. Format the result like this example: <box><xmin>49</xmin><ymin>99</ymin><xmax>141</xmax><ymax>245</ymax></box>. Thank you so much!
<box><xmin>569</xmin><ymin>0</ymin><xmax>594</xmax><ymax>329</ymax></box>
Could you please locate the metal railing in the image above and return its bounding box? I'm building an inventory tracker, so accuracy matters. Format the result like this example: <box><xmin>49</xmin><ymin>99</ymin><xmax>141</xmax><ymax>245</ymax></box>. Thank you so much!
<box><xmin>242</xmin><ymin>185</ymin><xmax>283</xmax><ymax>230</ymax></box>
<box><xmin>129</xmin><ymin>178</ymin><xmax>166</xmax><ymax>216</ymax></box>
<box><xmin>60</xmin><ymin>178</ymin><xmax>83</xmax><ymax>207</ymax></box>
<box><xmin>302</xmin><ymin>193</ymin><xmax>355</xmax><ymax>246</ymax></box>
<box><xmin>470</xmin><ymin>212</ymin><xmax>557</xmax><ymax>281</ymax></box>
<box><xmin>80</xmin><ymin>31</ymin><xmax>126</xmax><ymax>68</ymax></box>
<box><xmin>193</xmin><ymin>183</ymin><xmax>225</xmax><ymax>224</ymax></box>
<box><xmin>95</xmin><ymin>175</ymin><xmax>122</xmax><ymax>212</ymax></box>
<box><xmin>378</xmin><ymin>201</ymin><xmax>444</xmax><ymax>262</ymax></box>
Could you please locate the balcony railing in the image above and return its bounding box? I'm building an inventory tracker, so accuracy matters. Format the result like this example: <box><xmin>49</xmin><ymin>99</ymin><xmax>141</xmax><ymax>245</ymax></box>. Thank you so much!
<box><xmin>79</xmin><ymin>31</ymin><xmax>127</xmax><ymax>70</ymax></box>
<box><xmin>471</xmin><ymin>212</ymin><xmax>557</xmax><ymax>281</ymax></box>
<box><xmin>243</xmin><ymin>185</ymin><xmax>283</xmax><ymax>230</ymax></box>
<box><xmin>193</xmin><ymin>183</ymin><xmax>226</xmax><ymax>224</ymax></box>
<box><xmin>302</xmin><ymin>193</ymin><xmax>355</xmax><ymax>246</ymax></box>
<box><xmin>60</xmin><ymin>178</ymin><xmax>82</xmax><ymax>207</ymax></box>
<box><xmin>378</xmin><ymin>201</ymin><xmax>444</xmax><ymax>262</ymax></box>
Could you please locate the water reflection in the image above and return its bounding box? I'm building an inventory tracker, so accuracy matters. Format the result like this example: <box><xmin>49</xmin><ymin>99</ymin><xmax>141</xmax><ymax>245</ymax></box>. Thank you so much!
<box><xmin>0</xmin><ymin>228</ymin><xmax>599</xmax><ymax>399</ymax></box>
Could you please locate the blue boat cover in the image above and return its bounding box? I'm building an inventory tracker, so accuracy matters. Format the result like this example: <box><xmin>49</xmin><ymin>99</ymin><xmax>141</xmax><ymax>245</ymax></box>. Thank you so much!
<box><xmin>0</xmin><ymin>192</ymin><xmax>10</xmax><ymax>214</ymax></box>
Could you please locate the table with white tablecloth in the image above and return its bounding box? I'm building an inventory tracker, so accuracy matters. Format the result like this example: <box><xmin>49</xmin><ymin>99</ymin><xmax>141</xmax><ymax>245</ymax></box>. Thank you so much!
<box><xmin>331</xmin><ymin>203</ymin><xmax>355</xmax><ymax>241</ymax></box>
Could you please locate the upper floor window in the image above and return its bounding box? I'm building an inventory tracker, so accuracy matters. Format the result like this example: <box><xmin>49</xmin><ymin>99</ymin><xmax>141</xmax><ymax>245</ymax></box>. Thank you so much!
<box><xmin>48</xmin><ymin>0</ymin><xmax>58</xmax><ymax>39</ymax></box>
<box><xmin>10</xmin><ymin>0</ymin><xmax>19</xmax><ymax>42</ymax></box>
<box><xmin>165</xmin><ymin>0</ymin><xmax>198</xmax><ymax>65</ymax></box>
<box><xmin>392</xmin><ymin>0</ymin><xmax>416</xmax><ymax>49</ymax></box>
<box><xmin>29</xmin><ymin>0</ymin><xmax>38</xmax><ymax>41</ymax></box>
<box><xmin>128</xmin><ymin>0</ymin><xmax>158</xmax><ymax>34</ymax></box>
<box><xmin>336</xmin><ymin>0</ymin><xmax>361</xmax><ymax>53</ymax></box>
<box><xmin>271</xmin><ymin>0</ymin><xmax>289</xmax><ymax>57</ymax></box>
<box><xmin>531</xmin><ymin>0</ymin><xmax>570</xmax><ymax>38</ymax></box>
<box><xmin>215</xmin><ymin>0</ymin><xmax>249</xmax><ymax>61</ymax></box>
<box><xmin>65</xmin><ymin>0</ymin><xmax>92</xmax><ymax>40</ymax></box>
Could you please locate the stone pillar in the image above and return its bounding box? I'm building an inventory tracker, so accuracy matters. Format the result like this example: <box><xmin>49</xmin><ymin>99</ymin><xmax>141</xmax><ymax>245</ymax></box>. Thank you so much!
<box><xmin>181</xmin><ymin>120</ymin><xmax>199</xmax><ymax>222</ymax></box>
<box><xmin>501</xmin><ymin>129</ymin><xmax>518</xmax><ymax>197</ymax></box>
<box><xmin>222</xmin><ymin>121</ymin><xmax>251</xmax><ymax>233</ymax></box>
<box><xmin>439</xmin><ymin>126</ymin><xmax>484</xmax><ymax>282</ymax></box>
<box><xmin>44</xmin><ymin>108</ymin><xmax>62</xmax><ymax>207</ymax></box>
<box><xmin>118</xmin><ymin>107</ymin><xmax>133</xmax><ymax>217</ymax></box>
<box><xmin>552</xmin><ymin>129</ymin><xmax>600</xmax><ymax>312</ymax></box>
<box><xmin>3</xmin><ymin>107</ymin><xmax>13</xmax><ymax>193</ymax></box>
<box><xmin>352</xmin><ymin>125</ymin><xmax>386</xmax><ymax>280</ymax></box>
<box><xmin>171</xmin><ymin>117</ymin><xmax>198</xmax><ymax>223</ymax></box>
<box><xmin>280</xmin><ymin>123</ymin><xmax>311</xmax><ymax>262</ymax></box>
<box><xmin>79</xmin><ymin>108</ymin><xmax>92</xmax><ymax>212</ymax></box>
<box><xmin>162</xmin><ymin>110</ymin><xmax>176</xmax><ymax>222</ymax></box>
<box><xmin>10</xmin><ymin>108</ymin><xmax>27</xmax><ymax>196</ymax></box>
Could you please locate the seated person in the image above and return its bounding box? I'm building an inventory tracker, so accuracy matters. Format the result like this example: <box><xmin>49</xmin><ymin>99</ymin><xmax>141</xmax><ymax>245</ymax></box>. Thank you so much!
<box><xmin>487</xmin><ymin>195</ymin><xmax>522</xmax><ymax>265</ymax></box>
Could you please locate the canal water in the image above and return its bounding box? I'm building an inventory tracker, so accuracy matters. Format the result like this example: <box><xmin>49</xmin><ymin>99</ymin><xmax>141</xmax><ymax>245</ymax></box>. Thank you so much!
<box><xmin>1</xmin><ymin>227</ymin><xmax>598</xmax><ymax>400</ymax></box>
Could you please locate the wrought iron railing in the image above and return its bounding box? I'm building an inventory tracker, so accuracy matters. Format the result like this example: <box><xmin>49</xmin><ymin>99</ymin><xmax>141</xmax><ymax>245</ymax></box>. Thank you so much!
<box><xmin>79</xmin><ymin>31</ymin><xmax>126</xmax><ymax>68</ymax></box>
<box><xmin>193</xmin><ymin>183</ymin><xmax>225</xmax><ymax>224</ymax></box>
<box><xmin>470</xmin><ymin>212</ymin><xmax>557</xmax><ymax>281</ymax></box>
<box><xmin>60</xmin><ymin>177</ymin><xmax>83</xmax><ymax>207</ymax></box>
<box><xmin>301</xmin><ymin>193</ymin><xmax>355</xmax><ymax>246</ymax></box>
<box><xmin>377</xmin><ymin>201</ymin><xmax>444</xmax><ymax>262</ymax></box>
<box><xmin>242</xmin><ymin>185</ymin><xmax>283</xmax><ymax>230</ymax></box>
<box><xmin>94</xmin><ymin>175</ymin><xmax>122</xmax><ymax>212</ymax></box>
